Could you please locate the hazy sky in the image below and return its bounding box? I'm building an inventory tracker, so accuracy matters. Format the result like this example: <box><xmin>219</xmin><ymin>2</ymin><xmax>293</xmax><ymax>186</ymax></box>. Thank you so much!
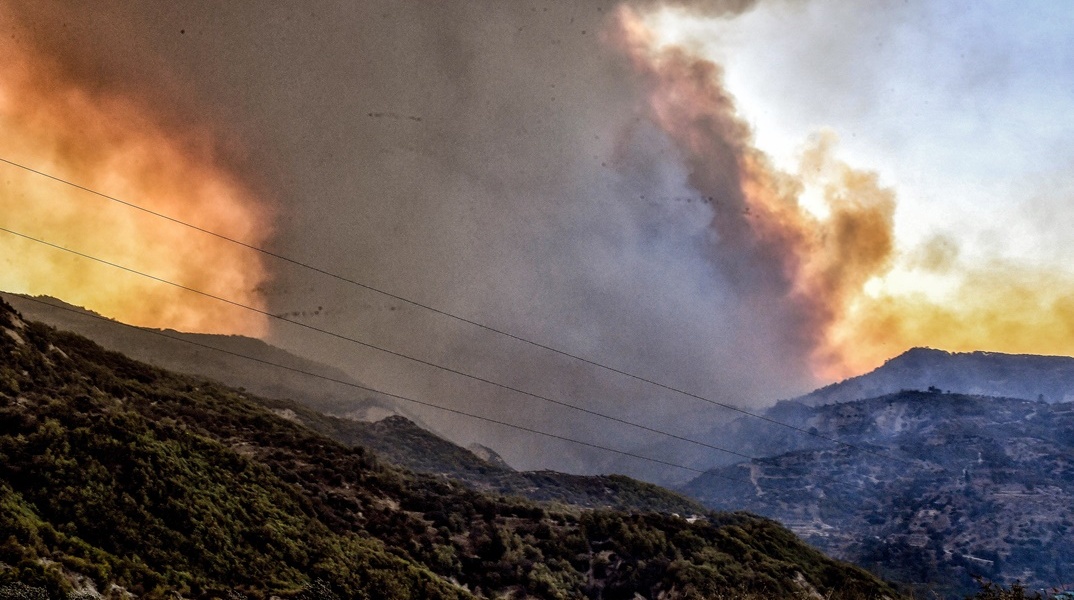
<box><xmin>3</xmin><ymin>1</ymin><xmax>1074</xmax><ymax>477</ymax></box>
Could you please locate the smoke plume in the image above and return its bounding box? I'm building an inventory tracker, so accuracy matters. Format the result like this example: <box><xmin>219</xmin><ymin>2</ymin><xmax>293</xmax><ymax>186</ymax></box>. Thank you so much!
<box><xmin>0</xmin><ymin>3</ymin><xmax>272</xmax><ymax>335</ymax></box>
<box><xmin>7</xmin><ymin>1</ymin><xmax>1074</xmax><ymax>479</ymax></box>
<box><xmin>615</xmin><ymin>7</ymin><xmax>897</xmax><ymax>379</ymax></box>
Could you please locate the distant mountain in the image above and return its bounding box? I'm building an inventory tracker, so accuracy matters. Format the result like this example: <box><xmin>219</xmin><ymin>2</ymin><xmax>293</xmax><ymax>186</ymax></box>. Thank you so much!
<box><xmin>682</xmin><ymin>390</ymin><xmax>1074</xmax><ymax>598</ymax></box>
<box><xmin>608</xmin><ymin>347</ymin><xmax>1074</xmax><ymax>488</ymax></box>
<box><xmin>0</xmin><ymin>297</ymin><xmax>898</xmax><ymax>599</ymax></box>
<box><xmin>633</xmin><ymin>346</ymin><xmax>1074</xmax><ymax>489</ymax></box>
<box><xmin>467</xmin><ymin>443</ymin><xmax>513</xmax><ymax>470</ymax></box>
<box><xmin>798</xmin><ymin>347</ymin><xmax>1074</xmax><ymax>406</ymax></box>
<box><xmin>0</xmin><ymin>292</ymin><xmax>404</xmax><ymax>421</ymax></box>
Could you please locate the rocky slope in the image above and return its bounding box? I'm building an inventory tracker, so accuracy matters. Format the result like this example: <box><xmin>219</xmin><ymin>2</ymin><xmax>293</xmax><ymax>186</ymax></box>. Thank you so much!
<box><xmin>683</xmin><ymin>391</ymin><xmax>1074</xmax><ymax>598</ymax></box>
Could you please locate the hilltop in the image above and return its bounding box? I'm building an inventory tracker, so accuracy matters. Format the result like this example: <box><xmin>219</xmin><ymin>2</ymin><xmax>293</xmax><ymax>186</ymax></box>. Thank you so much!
<box><xmin>798</xmin><ymin>347</ymin><xmax>1074</xmax><ymax>406</ymax></box>
<box><xmin>636</xmin><ymin>346</ymin><xmax>1074</xmax><ymax>485</ymax></box>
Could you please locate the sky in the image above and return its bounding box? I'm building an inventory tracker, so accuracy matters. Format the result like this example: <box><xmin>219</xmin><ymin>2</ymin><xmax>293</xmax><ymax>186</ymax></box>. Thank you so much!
<box><xmin>640</xmin><ymin>1</ymin><xmax>1074</xmax><ymax>371</ymax></box>
<box><xmin>2</xmin><ymin>0</ymin><xmax>1074</xmax><ymax>477</ymax></box>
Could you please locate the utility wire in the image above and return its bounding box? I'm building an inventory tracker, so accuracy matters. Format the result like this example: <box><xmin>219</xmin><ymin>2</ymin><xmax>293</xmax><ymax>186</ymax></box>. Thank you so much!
<box><xmin>0</xmin><ymin>226</ymin><xmax>916</xmax><ymax>496</ymax></box>
<box><xmin>9</xmin><ymin>293</ymin><xmax>731</xmax><ymax>479</ymax></box>
<box><xmin>21</xmin><ymin>294</ymin><xmax>925</xmax><ymax>497</ymax></box>
<box><xmin>0</xmin><ymin>156</ymin><xmax>914</xmax><ymax>466</ymax></box>
<box><xmin>0</xmin><ymin>225</ymin><xmax>752</xmax><ymax>463</ymax></box>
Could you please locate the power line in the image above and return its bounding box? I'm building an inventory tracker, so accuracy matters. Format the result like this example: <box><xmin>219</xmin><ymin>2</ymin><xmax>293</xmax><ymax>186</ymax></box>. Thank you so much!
<box><xmin>0</xmin><ymin>226</ymin><xmax>917</xmax><ymax>496</ymax></box>
<box><xmin>0</xmin><ymin>225</ymin><xmax>753</xmax><ymax>463</ymax></box>
<box><xmin>0</xmin><ymin>156</ymin><xmax>913</xmax><ymax>466</ymax></box>
<box><xmin>7</xmin><ymin>293</ymin><xmax>731</xmax><ymax>480</ymax></box>
<box><xmin>16</xmin><ymin>281</ymin><xmax>919</xmax><ymax>498</ymax></box>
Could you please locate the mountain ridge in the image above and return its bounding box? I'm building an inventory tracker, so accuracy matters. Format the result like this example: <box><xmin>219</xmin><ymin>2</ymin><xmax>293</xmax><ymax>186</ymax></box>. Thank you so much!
<box><xmin>0</xmin><ymin>292</ymin><xmax>403</xmax><ymax>421</ymax></box>
<box><xmin>0</xmin><ymin>296</ymin><xmax>899</xmax><ymax>599</ymax></box>
<box><xmin>0</xmin><ymin>291</ymin><xmax>721</xmax><ymax>512</ymax></box>
<box><xmin>797</xmin><ymin>346</ymin><xmax>1074</xmax><ymax>406</ymax></box>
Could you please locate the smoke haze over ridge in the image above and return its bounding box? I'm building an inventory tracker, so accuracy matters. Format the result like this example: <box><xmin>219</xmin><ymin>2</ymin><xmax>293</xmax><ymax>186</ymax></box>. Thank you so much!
<box><xmin>4</xmin><ymin>1</ymin><xmax>1074</xmax><ymax>476</ymax></box>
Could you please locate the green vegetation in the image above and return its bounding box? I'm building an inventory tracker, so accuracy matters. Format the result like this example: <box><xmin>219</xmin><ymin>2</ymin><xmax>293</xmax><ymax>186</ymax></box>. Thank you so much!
<box><xmin>965</xmin><ymin>578</ymin><xmax>1067</xmax><ymax>600</ymax></box>
<box><xmin>0</xmin><ymin>300</ymin><xmax>898</xmax><ymax>599</ymax></box>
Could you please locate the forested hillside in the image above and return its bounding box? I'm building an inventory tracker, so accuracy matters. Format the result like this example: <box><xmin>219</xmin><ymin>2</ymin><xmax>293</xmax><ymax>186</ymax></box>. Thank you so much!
<box><xmin>0</xmin><ymin>299</ymin><xmax>898</xmax><ymax>599</ymax></box>
<box><xmin>0</xmin><ymin>293</ymin><xmax>707</xmax><ymax>514</ymax></box>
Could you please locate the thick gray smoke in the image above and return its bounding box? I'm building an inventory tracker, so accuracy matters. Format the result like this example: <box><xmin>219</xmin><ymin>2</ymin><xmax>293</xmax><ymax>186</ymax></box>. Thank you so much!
<box><xmin>6</xmin><ymin>0</ymin><xmax>819</xmax><ymax>482</ymax></box>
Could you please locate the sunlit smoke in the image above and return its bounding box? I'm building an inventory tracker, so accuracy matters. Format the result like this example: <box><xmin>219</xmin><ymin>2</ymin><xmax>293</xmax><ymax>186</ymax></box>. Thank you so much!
<box><xmin>615</xmin><ymin>5</ymin><xmax>1074</xmax><ymax>380</ymax></box>
<box><xmin>614</xmin><ymin>7</ymin><xmax>896</xmax><ymax>378</ymax></box>
<box><xmin>0</xmin><ymin>18</ymin><xmax>272</xmax><ymax>336</ymax></box>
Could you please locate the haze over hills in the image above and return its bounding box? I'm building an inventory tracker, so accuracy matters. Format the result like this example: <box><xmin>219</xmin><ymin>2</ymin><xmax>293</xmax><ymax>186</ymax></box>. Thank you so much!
<box><xmin>257</xmin><ymin>396</ymin><xmax>706</xmax><ymax>515</ymax></box>
<box><xmin>4</xmin><ymin>2</ymin><xmax>1074</xmax><ymax>598</ymax></box>
<box><xmin>10</xmin><ymin>0</ymin><xmax>1074</xmax><ymax>493</ymax></box>
<box><xmin>8</xmin><ymin>290</ymin><xmax>1074</xmax><ymax>598</ymax></box>
<box><xmin>629</xmin><ymin>346</ymin><xmax>1074</xmax><ymax>486</ymax></box>
<box><xmin>616</xmin><ymin>345</ymin><xmax>1074</xmax><ymax>596</ymax></box>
